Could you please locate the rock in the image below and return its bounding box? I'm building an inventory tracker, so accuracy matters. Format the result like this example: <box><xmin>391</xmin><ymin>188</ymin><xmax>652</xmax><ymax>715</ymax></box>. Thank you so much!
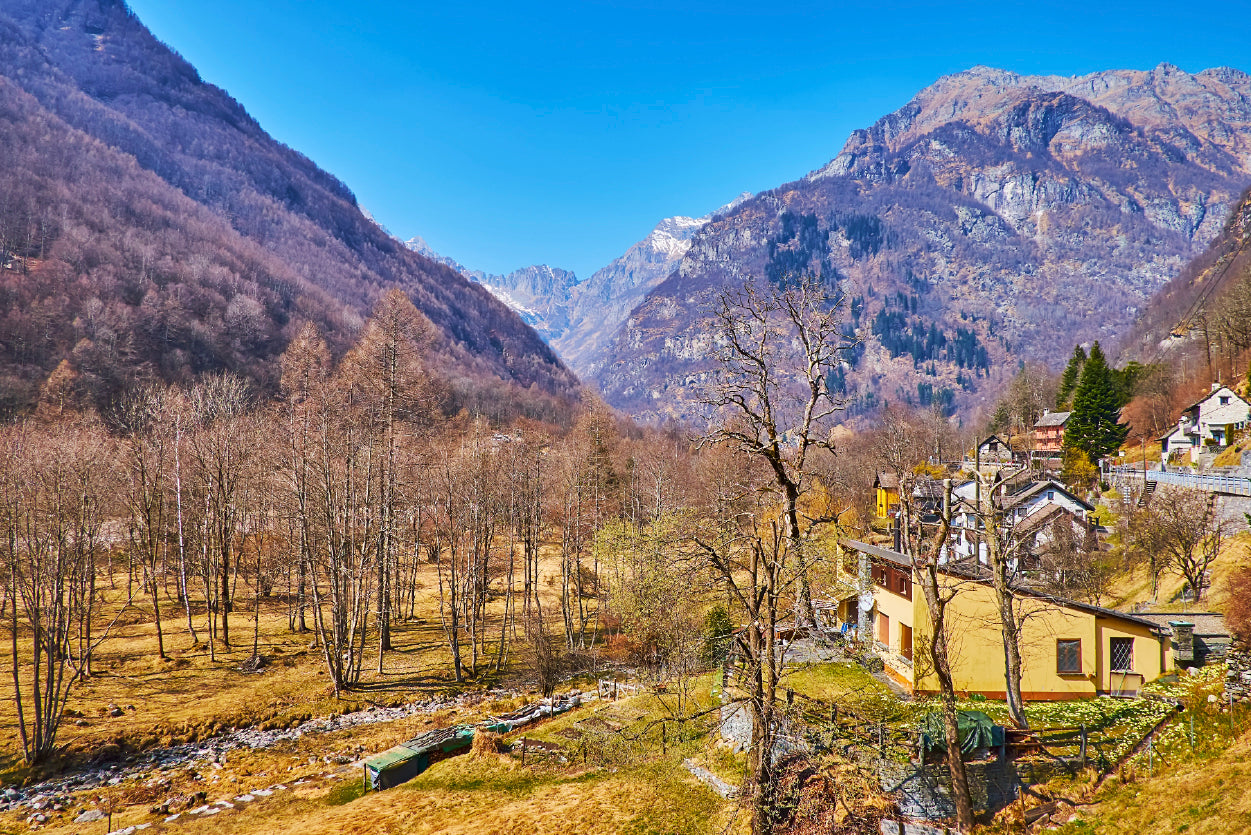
<box><xmin>239</xmin><ymin>654</ymin><xmax>269</xmax><ymax>673</ymax></box>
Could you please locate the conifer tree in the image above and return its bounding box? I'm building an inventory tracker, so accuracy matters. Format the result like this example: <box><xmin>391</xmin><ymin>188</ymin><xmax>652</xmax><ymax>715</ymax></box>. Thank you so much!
<box><xmin>1063</xmin><ymin>342</ymin><xmax>1128</xmax><ymax>461</ymax></box>
<box><xmin>1056</xmin><ymin>345</ymin><xmax>1086</xmax><ymax>409</ymax></box>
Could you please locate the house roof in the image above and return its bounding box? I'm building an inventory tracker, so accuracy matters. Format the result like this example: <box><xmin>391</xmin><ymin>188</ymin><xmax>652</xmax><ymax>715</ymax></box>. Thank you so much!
<box><xmin>1034</xmin><ymin>411</ymin><xmax>1072</xmax><ymax>428</ymax></box>
<box><xmin>844</xmin><ymin>538</ymin><xmax>911</xmax><ymax>568</ymax></box>
<box><xmin>875</xmin><ymin>472</ymin><xmax>899</xmax><ymax>490</ymax></box>
<box><xmin>913</xmin><ymin>478</ymin><xmax>946</xmax><ymax>499</ymax></box>
<box><xmin>1001</xmin><ymin>479</ymin><xmax>1095</xmax><ymax>512</ymax></box>
<box><xmin>1181</xmin><ymin>385</ymin><xmax>1250</xmax><ymax>415</ymax></box>
<box><xmin>1157</xmin><ymin>425</ymin><xmax>1188</xmax><ymax>442</ymax></box>
<box><xmin>995</xmin><ymin>467</ymin><xmax>1037</xmax><ymax>493</ymax></box>
<box><xmin>841</xmin><ymin>539</ymin><xmax>1165</xmax><ymax>633</ymax></box>
<box><xmin>1130</xmin><ymin>612</ymin><xmax>1230</xmax><ymax>638</ymax></box>
<box><xmin>1013</xmin><ymin>502</ymin><xmax>1072</xmax><ymax>536</ymax></box>
<box><xmin>978</xmin><ymin>434</ymin><xmax>1008</xmax><ymax>449</ymax></box>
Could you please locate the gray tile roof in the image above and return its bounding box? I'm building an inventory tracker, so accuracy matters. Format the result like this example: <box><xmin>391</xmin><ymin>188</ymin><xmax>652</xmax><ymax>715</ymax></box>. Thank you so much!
<box><xmin>1034</xmin><ymin>411</ymin><xmax>1072</xmax><ymax>428</ymax></box>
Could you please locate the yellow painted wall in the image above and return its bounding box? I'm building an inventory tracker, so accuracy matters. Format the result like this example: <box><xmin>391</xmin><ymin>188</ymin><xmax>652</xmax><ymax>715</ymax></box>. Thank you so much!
<box><xmin>906</xmin><ymin>571</ymin><xmax>1167</xmax><ymax>699</ymax></box>
<box><xmin>835</xmin><ymin>548</ymin><xmax>1172</xmax><ymax>700</ymax></box>
<box><xmin>1095</xmin><ymin>618</ymin><xmax>1168</xmax><ymax>692</ymax></box>
<box><xmin>871</xmin><ymin>580</ymin><xmax>915</xmax><ymax>655</ymax></box>
<box><xmin>876</xmin><ymin>486</ymin><xmax>899</xmax><ymax>519</ymax></box>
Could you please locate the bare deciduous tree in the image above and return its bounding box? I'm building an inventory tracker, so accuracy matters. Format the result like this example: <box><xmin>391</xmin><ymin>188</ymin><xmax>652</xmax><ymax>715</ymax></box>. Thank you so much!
<box><xmin>0</xmin><ymin>421</ymin><xmax>113</xmax><ymax>763</ymax></box>
<box><xmin>1126</xmin><ymin>486</ymin><xmax>1231</xmax><ymax>603</ymax></box>
<box><xmin>695</xmin><ymin>274</ymin><xmax>854</xmax><ymax>835</ymax></box>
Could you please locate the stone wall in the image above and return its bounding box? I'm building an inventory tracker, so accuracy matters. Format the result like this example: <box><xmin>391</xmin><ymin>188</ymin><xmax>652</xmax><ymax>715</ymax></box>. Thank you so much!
<box><xmin>1225</xmin><ymin>641</ymin><xmax>1251</xmax><ymax>703</ymax></box>
<box><xmin>879</xmin><ymin>758</ymin><xmax>1027</xmax><ymax>821</ymax></box>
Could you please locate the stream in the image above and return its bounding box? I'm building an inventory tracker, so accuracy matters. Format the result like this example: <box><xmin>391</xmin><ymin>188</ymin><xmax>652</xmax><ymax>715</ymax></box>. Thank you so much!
<box><xmin>2</xmin><ymin>688</ymin><xmax>520</xmax><ymax>818</ymax></box>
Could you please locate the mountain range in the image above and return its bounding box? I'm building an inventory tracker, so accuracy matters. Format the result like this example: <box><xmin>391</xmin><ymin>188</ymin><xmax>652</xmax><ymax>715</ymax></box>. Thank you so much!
<box><xmin>583</xmin><ymin>64</ymin><xmax>1251</xmax><ymax>423</ymax></box>
<box><xmin>407</xmin><ymin>193</ymin><xmax>750</xmax><ymax>379</ymax></box>
<box><xmin>0</xmin><ymin>0</ymin><xmax>578</xmax><ymax>419</ymax></box>
<box><xmin>3</xmin><ymin>1</ymin><xmax>1250</xmax><ymax>431</ymax></box>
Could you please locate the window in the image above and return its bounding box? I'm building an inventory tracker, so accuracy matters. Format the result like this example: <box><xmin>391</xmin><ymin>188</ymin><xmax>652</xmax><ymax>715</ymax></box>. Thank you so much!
<box><xmin>1057</xmin><ymin>639</ymin><xmax>1082</xmax><ymax>674</ymax></box>
<box><xmin>1047</xmin><ymin>490</ymin><xmax>1055</xmax><ymax>501</ymax></box>
<box><xmin>1110</xmin><ymin>637</ymin><xmax>1134</xmax><ymax>672</ymax></box>
<box><xmin>1220</xmin><ymin>396</ymin><xmax>1231</xmax><ymax>405</ymax></box>
<box><xmin>895</xmin><ymin>569</ymin><xmax>912</xmax><ymax>600</ymax></box>
<box><xmin>878</xmin><ymin>613</ymin><xmax>890</xmax><ymax>645</ymax></box>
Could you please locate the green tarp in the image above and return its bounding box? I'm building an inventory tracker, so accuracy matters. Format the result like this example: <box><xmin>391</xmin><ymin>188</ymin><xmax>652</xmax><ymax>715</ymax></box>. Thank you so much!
<box><xmin>364</xmin><ymin>727</ymin><xmax>475</xmax><ymax>790</ymax></box>
<box><xmin>919</xmin><ymin>710</ymin><xmax>1004</xmax><ymax>756</ymax></box>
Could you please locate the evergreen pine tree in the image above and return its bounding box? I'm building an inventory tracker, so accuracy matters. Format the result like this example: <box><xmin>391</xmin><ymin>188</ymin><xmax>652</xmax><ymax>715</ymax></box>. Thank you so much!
<box><xmin>1063</xmin><ymin>342</ymin><xmax>1129</xmax><ymax>461</ymax></box>
<box><xmin>1056</xmin><ymin>345</ymin><xmax>1086</xmax><ymax>409</ymax></box>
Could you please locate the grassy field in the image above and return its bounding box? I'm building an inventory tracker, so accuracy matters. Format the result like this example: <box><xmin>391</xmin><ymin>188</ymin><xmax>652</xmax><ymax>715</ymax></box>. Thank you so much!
<box><xmin>1108</xmin><ymin>532</ymin><xmax>1250</xmax><ymax>613</ymax></box>
<box><xmin>1045</xmin><ymin>666</ymin><xmax>1251</xmax><ymax>834</ymax></box>
<box><xmin>17</xmin><ymin>680</ymin><xmax>742</xmax><ymax>835</ymax></box>
<box><xmin>0</xmin><ymin>549</ymin><xmax>758</xmax><ymax>834</ymax></box>
<box><xmin>0</xmin><ymin>569</ymin><xmax>467</xmax><ymax>775</ymax></box>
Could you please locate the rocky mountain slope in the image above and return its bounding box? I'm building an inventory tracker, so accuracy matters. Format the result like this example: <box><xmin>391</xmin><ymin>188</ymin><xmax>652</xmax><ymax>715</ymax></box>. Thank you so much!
<box><xmin>0</xmin><ymin>0</ymin><xmax>578</xmax><ymax>416</ymax></box>
<box><xmin>408</xmin><ymin>193</ymin><xmax>749</xmax><ymax>378</ymax></box>
<box><xmin>404</xmin><ymin>237</ymin><xmax>580</xmax><ymax>340</ymax></box>
<box><xmin>591</xmin><ymin>64</ymin><xmax>1251</xmax><ymax>423</ymax></box>
<box><xmin>1119</xmin><ymin>184</ymin><xmax>1251</xmax><ymax>371</ymax></box>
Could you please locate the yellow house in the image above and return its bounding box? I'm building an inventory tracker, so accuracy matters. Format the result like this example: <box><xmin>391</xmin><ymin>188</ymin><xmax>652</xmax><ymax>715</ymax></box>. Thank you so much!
<box><xmin>874</xmin><ymin>472</ymin><xmax>900</xmax><ymax>519</ymax></box>
<box><xmin>841</xmin><ymin>540</ymin><xmax>1171</xmax><ymax>700</ymax></box>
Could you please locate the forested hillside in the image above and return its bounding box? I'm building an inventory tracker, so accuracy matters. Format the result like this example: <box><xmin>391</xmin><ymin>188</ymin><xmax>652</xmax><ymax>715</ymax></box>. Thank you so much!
<box><xmin>0</xmin><ymin>0</ymin><xmax>579</xmax><ymax>420</ymax></box>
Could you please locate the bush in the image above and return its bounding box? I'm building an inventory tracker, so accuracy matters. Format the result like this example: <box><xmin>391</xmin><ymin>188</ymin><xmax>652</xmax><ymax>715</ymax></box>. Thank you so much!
<box><xmin>700</xmin><ymin>605</ymin><xmax>735</xmax><ymax>666</ymax></box>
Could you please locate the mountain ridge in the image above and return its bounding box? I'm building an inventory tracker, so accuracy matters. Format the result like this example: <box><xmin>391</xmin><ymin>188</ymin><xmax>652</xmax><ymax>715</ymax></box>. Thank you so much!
<box><xmin>589</xmin><ymin>64</ymin><xmax>1251</xmax><ymax>423</ymax></box>
<box><xmin>0</xmin><ymin>0</ymin><xmax>579</xmax><ymax>418</ymax></box>
<box><xmin>407</xmin><ymin>192</ymin><xmax>751</xmax><ymax>377</ymax></box>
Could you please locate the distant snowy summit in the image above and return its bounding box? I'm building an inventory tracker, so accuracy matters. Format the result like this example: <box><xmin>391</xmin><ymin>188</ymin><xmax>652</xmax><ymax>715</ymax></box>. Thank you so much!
<box><xmin>405</xmin><ymin>192</ymin><xmax>751</xmax><ymax>377</ymax></box>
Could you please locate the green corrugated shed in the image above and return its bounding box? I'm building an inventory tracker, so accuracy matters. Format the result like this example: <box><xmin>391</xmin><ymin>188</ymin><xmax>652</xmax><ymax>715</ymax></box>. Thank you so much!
<box><xmin>364</xmin><ymin>726</ymin><xmax>476</xmax><ymax>791</ymax></box>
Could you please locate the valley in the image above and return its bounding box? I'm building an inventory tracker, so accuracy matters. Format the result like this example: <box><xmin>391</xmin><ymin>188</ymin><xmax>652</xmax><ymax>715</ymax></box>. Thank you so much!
<box><xmin>3</xmin><ymin>1</ymin><xmax>1251</xmax><ymax>834</ymax></box>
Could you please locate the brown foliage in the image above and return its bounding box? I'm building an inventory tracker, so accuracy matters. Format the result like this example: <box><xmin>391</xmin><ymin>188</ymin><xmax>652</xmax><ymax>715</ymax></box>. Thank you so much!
<box><xmin>1225</xmin><ymin>560</ymin><xmax>1251</xmax><ymax>641</ymax></box>
<box><xmin>0</xmin><ymin>1</ymin><xmax>579</xmax><ymax>420</ymax></box>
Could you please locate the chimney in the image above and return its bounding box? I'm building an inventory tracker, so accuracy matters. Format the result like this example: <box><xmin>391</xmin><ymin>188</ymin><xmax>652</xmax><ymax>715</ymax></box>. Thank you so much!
<box><xmin>1170</xmin><ymin>621</ymin><xmax>1195</xmax><ymax>664</ymax></box>
<box><xmin>1212</xmin><ymin>382</ymin><xmax>1222</xmax><ymax>393</ymax></box>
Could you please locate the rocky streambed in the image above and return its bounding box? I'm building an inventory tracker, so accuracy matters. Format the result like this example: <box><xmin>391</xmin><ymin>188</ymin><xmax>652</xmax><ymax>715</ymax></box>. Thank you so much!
<box><xmin>3</xmin><ymin>688</ymin><xmax>523</xmax><ymax>822</ymax></box>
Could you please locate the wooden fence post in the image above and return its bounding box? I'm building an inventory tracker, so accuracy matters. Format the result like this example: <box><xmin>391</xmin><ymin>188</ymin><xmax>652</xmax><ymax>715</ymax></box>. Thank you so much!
<box><xmin>521</xmin><ymin>737</ymin><xmax>526</xmax><ymax>766</ymax></box>
<box><xmin>1079</xmin><ymin>724</ymin><xmax>1087</xmax><ymax>770</ymax></box>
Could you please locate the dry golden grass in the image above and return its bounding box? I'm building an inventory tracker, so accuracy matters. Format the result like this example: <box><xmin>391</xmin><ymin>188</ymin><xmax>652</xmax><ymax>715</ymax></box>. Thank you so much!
<box><xmin>1050</xmin><ymin>734</ymin><xmax>1251</xmax><ymax>834</ymax></box>
<box><xmin>0</xmin><ymin>550</ymin><xmax>586</xmax><ymax>769</ymax></box>
<box><xmin>21</xmin><ymin>685</ymin><xmax>742</xmax><ymax>835</ymax></box>
<box><xmin>1110</xmin><ymin>534</ymin><xmax>1250</xmax><ymax>613</ymax></box>
<box><xmin>0</xmin><ymin>548</ymin><xmax>747</xmax><ymax>834</ymax></box>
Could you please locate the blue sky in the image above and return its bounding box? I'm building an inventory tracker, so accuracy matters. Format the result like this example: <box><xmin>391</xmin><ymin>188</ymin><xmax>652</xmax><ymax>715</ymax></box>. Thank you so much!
<box><xmin>127</xmin><ymin>0</ymin><xmax>1247</xmax><ymax>278</ymax></box>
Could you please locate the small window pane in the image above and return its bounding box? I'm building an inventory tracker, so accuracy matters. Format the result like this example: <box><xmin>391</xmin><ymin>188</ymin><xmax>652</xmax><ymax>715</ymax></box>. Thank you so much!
<box><xmin>1110</xmin><ymin>637</ymin><xmax>1134</xmax><ymax>671</ymax></box>
<box><xmin>1057</xmin><ymin>639</ymin><xmax>1081</xmax><ymax>673</ymax></box>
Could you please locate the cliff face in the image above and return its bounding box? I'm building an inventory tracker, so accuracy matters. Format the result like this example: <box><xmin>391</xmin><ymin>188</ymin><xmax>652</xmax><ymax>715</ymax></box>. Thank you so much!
<box><xmin>591</xmin><ymin>65</ymin><xmax>1251</xmax><ymax>424</ymax></box>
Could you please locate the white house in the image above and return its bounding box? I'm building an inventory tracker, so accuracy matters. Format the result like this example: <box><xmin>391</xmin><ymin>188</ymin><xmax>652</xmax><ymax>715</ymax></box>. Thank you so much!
<box><xmin>1160</xmin><ymin>384</ymin><xmax>1251</xmax><ymax>461</ymax></box>
<box><xmin>946</xmin><ymin>478</ymin><xmax>1094</xmax><ymax>564</ymax></box>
